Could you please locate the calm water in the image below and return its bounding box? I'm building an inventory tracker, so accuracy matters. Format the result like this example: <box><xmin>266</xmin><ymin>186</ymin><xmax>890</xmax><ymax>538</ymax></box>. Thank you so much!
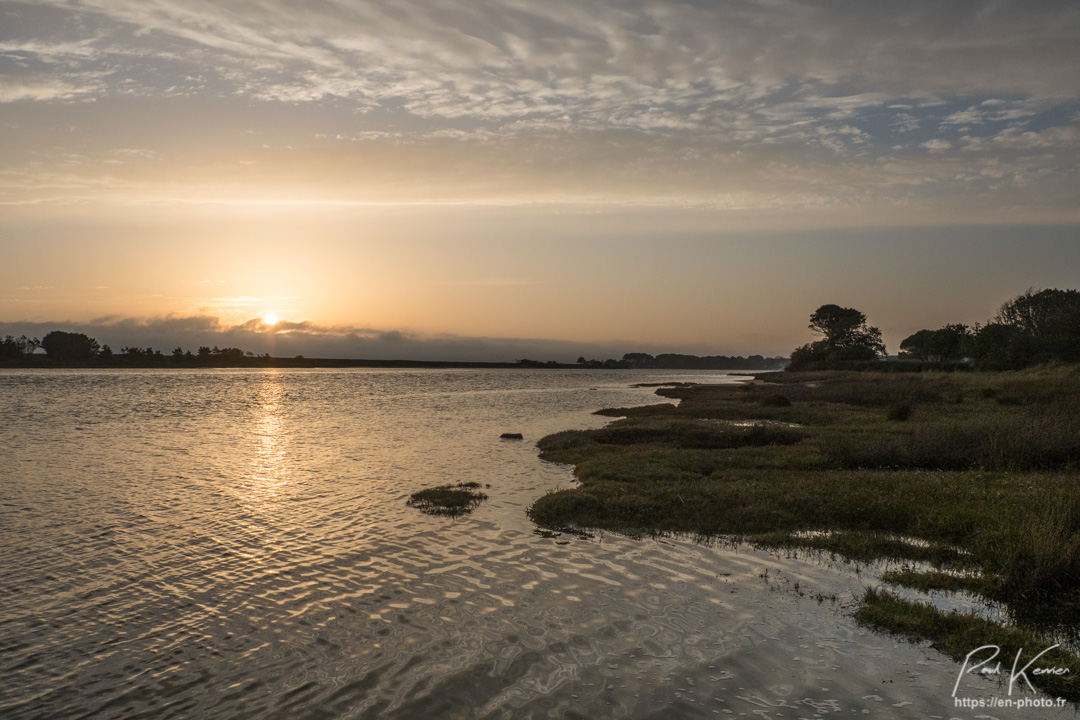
<box><xmin>0</xmin><ymin>369</ymin><xmax>1065</xmax><ymax>719</ymax></box>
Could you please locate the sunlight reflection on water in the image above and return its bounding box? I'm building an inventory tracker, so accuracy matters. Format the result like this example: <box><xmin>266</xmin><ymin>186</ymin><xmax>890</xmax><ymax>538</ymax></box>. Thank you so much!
<box><xmin>247</xmin><ymin>372</ymin><xmax>291</xmax><ymax>505</ymax></box>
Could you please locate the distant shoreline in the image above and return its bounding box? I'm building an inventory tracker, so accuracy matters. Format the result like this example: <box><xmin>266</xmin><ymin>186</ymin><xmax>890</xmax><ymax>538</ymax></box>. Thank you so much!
<box><xmin>1</xmin><ymin>357</ymin><xmax>786</xmax><ymax>371</ymax></box>
<box><xmin>1</xmin><ymin>357</ymin><xmax>579</xmax><ymax>370</ymax></box>
<box><xmin>4</xmin><ymin>332</ymin><xmax>788</xmax><ymax>371</ymax></box>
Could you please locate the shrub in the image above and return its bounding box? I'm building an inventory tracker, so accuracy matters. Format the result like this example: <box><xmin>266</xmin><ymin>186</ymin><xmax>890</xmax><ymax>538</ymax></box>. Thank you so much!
<box><xmin>761</xmin><ymin>393</ymin><xmax>792</xmax><ymax>407</ymax></box>
<box><xmin>887</xmin><ymin>403</ymin><xmax>911</xmax><ymax>421</ymax></box>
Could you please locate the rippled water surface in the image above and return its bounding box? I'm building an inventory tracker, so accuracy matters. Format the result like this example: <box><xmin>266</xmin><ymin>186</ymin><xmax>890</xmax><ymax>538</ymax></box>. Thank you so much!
<box><xmin>0</xmin><ymin>369</ymin><xmax>1065</xmax><ymax>718</ymax></box>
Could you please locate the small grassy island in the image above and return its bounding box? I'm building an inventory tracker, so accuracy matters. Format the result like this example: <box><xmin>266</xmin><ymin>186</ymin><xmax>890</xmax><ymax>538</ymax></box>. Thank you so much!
<box><xmin>407</xmin><ymin>482</ymin><xmax>489</xmax><ymax>517</ymax></box>
<box><xmin>529</xmin><ymin>367</ymin><xmax>1080</xmax><ymax>702</ymax></box>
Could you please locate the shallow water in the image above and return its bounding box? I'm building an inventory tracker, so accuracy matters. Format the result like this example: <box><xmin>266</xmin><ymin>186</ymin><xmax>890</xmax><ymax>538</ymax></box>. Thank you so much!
<box><xmin>0</xmin><ymin>369</ymin><xmax>1068</xmax><ymax>718</ymax></box>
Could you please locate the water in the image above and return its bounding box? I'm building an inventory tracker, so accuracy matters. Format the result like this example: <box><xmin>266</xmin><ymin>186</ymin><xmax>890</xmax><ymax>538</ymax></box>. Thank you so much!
<box><xmin>0</xmin><ymin>369</ymin><xmax>1066</xmax><ymax>718</ymax></box>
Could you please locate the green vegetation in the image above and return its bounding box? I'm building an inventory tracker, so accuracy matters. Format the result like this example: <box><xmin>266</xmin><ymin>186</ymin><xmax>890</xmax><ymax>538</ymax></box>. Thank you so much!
<box><xmin>529</xmin><ymin>367</ymin><xmax>1080</xmax><ymax>700</ymax></box>
<box><xmin>857</xmin><ymin>588</ymin><xmax>1080</xmax><ymax>702</ymax></box>
<box><xmin>878</xmin><ymin>568</ymin><xmax>991</xmax><ymax>595</ymax></box>
<box><xmin>407</xmin><ymin>482</ymin><xmax>489</xmax><ymax>517</ymax></box>
<box><xmin>530</xmin><ymin>366</ymin><xmax>1080</xmax><ymax>598</ymax></box>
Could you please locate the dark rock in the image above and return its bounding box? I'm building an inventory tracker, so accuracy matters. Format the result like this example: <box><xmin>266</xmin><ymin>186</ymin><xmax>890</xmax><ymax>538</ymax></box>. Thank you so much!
<box><xmin>500</xmin><ymin>432</ymin><xmax>524</xmax><ymax>440</ymax></box>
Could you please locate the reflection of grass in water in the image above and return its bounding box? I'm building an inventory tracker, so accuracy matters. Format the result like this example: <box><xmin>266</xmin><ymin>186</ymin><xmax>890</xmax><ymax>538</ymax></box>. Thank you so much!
<box><xmin>528</xmin><ymin>367</ymin><xmax>1080</xmax><ymax>703</ymax></box>
<box><xmin>408</xmin><ymin>482</ymin><xmax>488</xmax><ymax>517</ymax></box>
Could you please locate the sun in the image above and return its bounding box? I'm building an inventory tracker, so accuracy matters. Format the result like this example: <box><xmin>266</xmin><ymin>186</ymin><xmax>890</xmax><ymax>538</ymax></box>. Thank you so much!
<box><xmin>263</xmin><ymin>312</ymin><xmax>279</xmax><ymax>326</ymax></box>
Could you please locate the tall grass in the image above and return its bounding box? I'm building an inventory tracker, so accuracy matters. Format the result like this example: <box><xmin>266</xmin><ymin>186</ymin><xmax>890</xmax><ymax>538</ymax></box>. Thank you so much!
<box><xmin>824</xmin><ymin>399</ymin><xmax>1080</xmax><ymax>471</ymax></box>
<box><xmin>977</xmin><ymin>484</ymin><xmax>1080</xmax><ymax>598</ymax></box>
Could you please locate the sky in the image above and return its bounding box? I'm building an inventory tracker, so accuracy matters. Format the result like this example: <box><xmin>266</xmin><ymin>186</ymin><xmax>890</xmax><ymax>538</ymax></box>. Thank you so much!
<box><xmin>1</xmin><ymin>0</ymin><xmax>1079</xmax><ymax>360</ymax></box>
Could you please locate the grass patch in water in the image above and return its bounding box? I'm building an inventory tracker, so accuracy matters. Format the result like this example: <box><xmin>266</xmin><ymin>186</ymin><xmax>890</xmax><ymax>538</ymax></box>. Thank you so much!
<box><xmin>750</xmin><ymin>531</ymin><xmax>979</xmax><ymax>570</ymax></box>
<box><xmin>407</xmin><ymin>482</ymin><xmax>488</xmax><ymax>517</ymax></box>
<box><xmin>880</xmin><ymin>568</ymin><xmax>993</xmax><ymax>595</ymax></box>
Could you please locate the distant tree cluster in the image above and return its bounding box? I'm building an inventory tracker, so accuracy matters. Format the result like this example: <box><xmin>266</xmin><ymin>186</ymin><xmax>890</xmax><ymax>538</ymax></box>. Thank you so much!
<box><xmin>787</xmin><ymin>289</ymin><xmax>1080</xmax><ymax>372</ymax></box>
<box><xmin>788</xmin><ymin>304</ymin><xmax>886</xmax><ymax>370</ymax></box>
<box><xmin>517</xmin><ymin>359</ymin><xmax>567</xmax><ymax>368</ymax></box>
<box><xmin>572</xmin><ymin>353</ymin><xmax>788</xmax><ymax>370</ymax></box>
<box><xmin>898</xmin><ymin>324</ymin><xmax>973</xmax><ymax>363</ymax></box>
<box><xmin>1</xmin><ymin>330</ymin><xmax>264</xmax><ymax>367</ymax></box>
<box><xmin>900</xmin><ymin>288</ymin><xmax>1080</xmax><ymax>369</ymax></box>
<box><xmin>0</xmin><ymin>334</ymin><xmax>41</xmax><ymax>360</ymax></box>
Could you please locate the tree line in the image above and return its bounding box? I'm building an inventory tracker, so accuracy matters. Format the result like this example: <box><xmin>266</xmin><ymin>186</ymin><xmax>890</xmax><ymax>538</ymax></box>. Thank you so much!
<box><xmin>3</xmin><ymin>331</ymin><xmax>788</xmax><ymax>370</ymax></box>
<box><xmin>0</xmin><ymin>330</ymin><xmax>264</xmax><ymax>367</ymax></box>
<box><xmin>789</xmin><ymin>288</ymin><xmax>1080</xmax><ymax>371</ymax></box>
<box><xmin>899</xmin><ymin>289</ymin><xmax>1080</xmax><ymax>369</ymax></box>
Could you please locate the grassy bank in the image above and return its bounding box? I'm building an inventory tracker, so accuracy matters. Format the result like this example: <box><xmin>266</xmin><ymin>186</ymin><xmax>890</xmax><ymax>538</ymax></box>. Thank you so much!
<box><xmin>528</xmin><ymin>367</ymin><xmax>1080</xmax><ymax>701</ymax></box>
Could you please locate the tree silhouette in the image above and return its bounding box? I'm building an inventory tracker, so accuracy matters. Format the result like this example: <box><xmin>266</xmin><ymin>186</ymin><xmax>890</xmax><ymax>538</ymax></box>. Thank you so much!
<box><xmin>964</xmin><ymin>288</ymin><xmax>1080</xmax><ymax>368</ymax></box>
<box><xmin>790</xmin><ymin>304</ymin><xmax>885</xmax><ymax>369</ymax></box>
<box><xmin>899</xmin><ymin>324</ymin><xmax>973</xmax><ymax>362</ymax></box>
<box><xmin>808</xmin><ymin>305</ymin><xmax>867</xmax><ymax>347</ymax></box>
<box><xmin>41</xmin><ymin>331</ymin><xmax>100</xmax><ymax>361</ymax></box>
<box><xmin>0</xmin><ymin>335</ymin><xmax>39</xmax><ymax>359</ymax></box>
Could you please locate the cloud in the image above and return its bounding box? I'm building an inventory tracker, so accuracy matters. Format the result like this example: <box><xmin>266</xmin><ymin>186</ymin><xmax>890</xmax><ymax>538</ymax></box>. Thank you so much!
<box><xmin>962</xmin><ymin>123</ymin><xmax>1080</xmax><ymax>151</ymax></box>
<box><xmin>0</xmin><ymin>75</ymin><xmax>100</xmax><ymax>102</ymax></box>
<box><xmin>1</xmin><ymin>0</ymin><xmax>1079</xmax><ymax>220</ymax></box>
<box><xmin>0</xmin><ymin>38</ymin><xmax>102</xmax><ymax>62</ymax></box>
<box><xmin>920</xmin><ymin>139</ymin><xmax>953</xmax><ymax>153</ymax></box>
<box><xmin>940</xmin><ymin>99</ymin><xmax>1045</xmax><ymax>128</ymax></box>
<box><xmin>7</xmin><ymin>1</ymin><xmax>1080</xmax><ymax>115</ymax></box>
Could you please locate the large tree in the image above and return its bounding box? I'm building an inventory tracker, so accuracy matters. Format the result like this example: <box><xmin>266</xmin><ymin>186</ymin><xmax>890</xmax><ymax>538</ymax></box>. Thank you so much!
<box><xmin>790</xmin><ymin>304</ymin><xmax>885</xmax><ymax>369</ymax></box>
<box><xmin>972</xmin><ymin>288</ymin><xmax>1080</xmax><ymax>367</ymax></box>
<box><xmin>995</xmin><ymin>288</ymin><xmax>1080</xmax><ymax>337</ymax></box>
<box><xmin>41</xmin><ymin>331</ymin><xmax>100</xmax><ymax>361</ymax></box>
<box><xmin>809</xmin><ymin>304</ymin><xmax>885</xmax><ymax>356</ymax></box>
<box><xmin>809</xmin><ymin>305</ymin><xmax>868</xmax><ymax>347</ymax></box>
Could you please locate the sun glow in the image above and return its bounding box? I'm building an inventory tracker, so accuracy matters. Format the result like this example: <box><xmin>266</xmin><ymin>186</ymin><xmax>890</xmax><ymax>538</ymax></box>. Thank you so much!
<box><xmin>263</xmin><ymin>312</ymin><xmax>279</xmax><ymax>326</ymax></box>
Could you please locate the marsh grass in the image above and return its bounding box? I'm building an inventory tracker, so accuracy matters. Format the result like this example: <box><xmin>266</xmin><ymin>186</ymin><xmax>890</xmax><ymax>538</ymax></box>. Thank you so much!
<box><xmin>407</xmin><ymin>482</ymin><xmax>488</xmax><ymax>517</ymax></box>
<box><xmin>586</xmin><ymin>417</ymin><xmax>807</xmax><ymax>449</ymax></box>
<box><xmin>857</xmin><ymin>588</ymin><xmax>1080</xmax><ymax>702</ymax></box>
<box><xmin>880</xmin><ymin>568</ymin><xmax>992</xmax><ymax>595</ymax></box>
<box><xmin>753</xmin><ymin>531</ymin><xmax>979</xmax><ymax>570</ymax></box>
<box><xmin>529</xmin><ymin>367</ymin><xmax>1080</xmax><ymax>684</ymax></box>
<box><xmin>532</xmin><ymin>369</ymin><xmax>1080</xmax><ymax>599</ymax></box>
